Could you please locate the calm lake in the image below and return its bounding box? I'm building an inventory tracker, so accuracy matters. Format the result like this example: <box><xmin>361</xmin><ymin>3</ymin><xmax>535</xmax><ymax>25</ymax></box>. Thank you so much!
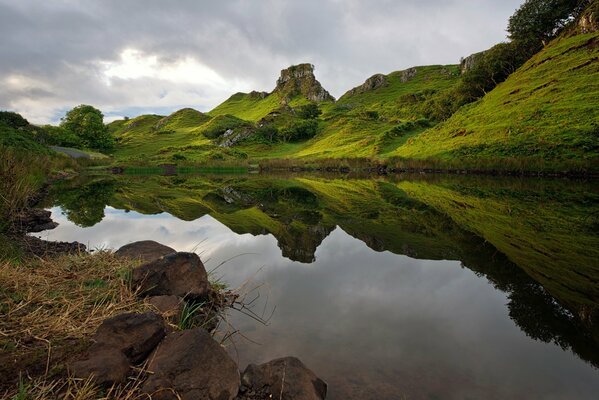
<box><xmin>36</xmin><ymin>173</ymin><xmax>599</xmax><ymax>400</ymax></box>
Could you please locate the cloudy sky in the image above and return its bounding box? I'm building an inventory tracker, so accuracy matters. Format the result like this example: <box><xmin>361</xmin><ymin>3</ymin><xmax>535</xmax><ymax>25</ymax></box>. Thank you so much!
<box><xmin>0</xmin><ymin>0</ymin><xmax>523</xmax><ymax>124</ymax></box>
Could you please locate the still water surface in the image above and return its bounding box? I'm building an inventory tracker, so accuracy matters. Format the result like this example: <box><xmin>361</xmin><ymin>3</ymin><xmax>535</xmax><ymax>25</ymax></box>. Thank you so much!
<box><xmin>36</xmin><ymin>174</ymin><xmax>599</xmax><ymax>399</ymax></box>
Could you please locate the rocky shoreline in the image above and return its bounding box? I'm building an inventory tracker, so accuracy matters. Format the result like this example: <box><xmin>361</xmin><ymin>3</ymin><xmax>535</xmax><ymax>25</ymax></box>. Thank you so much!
<box><xmin>10</xmin><ymin>208</ymin><xmax>327</xmax><ymax>399</ymax></box>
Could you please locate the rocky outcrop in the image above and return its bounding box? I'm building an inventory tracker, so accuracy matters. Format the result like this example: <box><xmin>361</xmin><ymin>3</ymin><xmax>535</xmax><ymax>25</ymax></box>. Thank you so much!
<box><xmin>72</xmin><ymin>312</ymin><xmax>167</xmax><ymax>384</ymax></box>
<box><xmin>579</xmin><ymin>5</ymin><xmax>599</xmax><ymax>33</ymax></box>
<box><xmin>142</xmin><ymin>328</ymin><xmax>240</xmax><ymax>400</ymax></box>
<box><xmin>400</xmin><ymin>67</ymin><xmax>418</xmax><ymax>83</ymax></box>
<box><xmin>274</xmin><ymin>64</ymin><xmax>335</xmax><ymax>103</ymax></box>
<box><xmin>115</xmin><ymin>240</ymin><xmax>175</xmax><ymax>264</ymax></box>
<box><xmin>240</xmin><ymin>357</ymin><xmax>327</xmax><ymax>400</ymax></box>
<box><xmin>132</xmin><ymin>252</ymin><xmax>209</xmax><ymax>299</ymax></box>
<box><xmin>344</xmin><ymin>73</ymin><xmax>388</xmax><ymax>96</ymax></box>
<box><xmin>460</xmin><ymin>51</ymin><xmax>486</xmax><ymax>74</ymax></box>
<box><xmin>217</xmin><ymin>127</ymin><xmax>254</xmax><ymax>148</ymax></box>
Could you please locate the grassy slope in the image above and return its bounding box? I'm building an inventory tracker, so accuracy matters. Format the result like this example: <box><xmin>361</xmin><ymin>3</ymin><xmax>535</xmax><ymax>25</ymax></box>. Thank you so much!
<box><xmin>240</xmin><ymin>65</ymin><xmax>461</xmax><ymax>159</ymax></box>
<box><xmin>393</xmin><ymin>33</ymin><xmax>599</xmax><ymax>168</ymax></box>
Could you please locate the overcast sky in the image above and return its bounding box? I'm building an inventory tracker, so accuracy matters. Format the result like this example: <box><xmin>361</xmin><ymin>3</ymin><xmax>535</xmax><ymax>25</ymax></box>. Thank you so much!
<box><xmin>0</xmin><ymin>0</ymin><xmax>524</xmax><ymax>124</ymax></box>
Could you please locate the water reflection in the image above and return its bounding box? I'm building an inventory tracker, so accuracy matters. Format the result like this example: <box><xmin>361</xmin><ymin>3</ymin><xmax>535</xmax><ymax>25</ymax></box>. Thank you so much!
<box><xmin>37</xmin><ymin>173</ymin><xmax>599</xmax><ymax>399</ymax></box>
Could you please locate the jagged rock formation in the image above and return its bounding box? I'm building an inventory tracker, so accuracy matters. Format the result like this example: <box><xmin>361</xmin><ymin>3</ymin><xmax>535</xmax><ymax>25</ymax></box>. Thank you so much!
<box><xmin>345</xmin><ymin>73</ymin><xmax>388</xmax><ymax>96</ymax></box>
<box><xmin>460</xmin><ymin>51</ymin><xmax>486</xmax><ymax>74</ymax></box>
<box><xmin>400</xmin><ymin>67</ymin><xmax>418</xmax><ymax>82</ymax></box>
<box><xmin>273</xmin><ymin>63</ymin><xmax>335</xmax><ymax>103</ymax></box>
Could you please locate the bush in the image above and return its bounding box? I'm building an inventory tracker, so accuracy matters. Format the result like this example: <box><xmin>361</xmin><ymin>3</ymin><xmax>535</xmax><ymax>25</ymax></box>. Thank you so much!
<box><xmin>361</xmin><ymin>110</ymin><xmax>380</xmax><ymax>120</ymax></box>
<box><xmin>60</xmin><ymin>105</ymin><xmax>114</xmax><ymax>151</ymax></box>
<box><xmin>0</xmin><ymin>111</ymin><xmax>29</xmax><ymax>129</ymax></box>
<box><xmin>254</xmin><ymin>125</ymin><xmax>279</xmax><ymax>144</ymax></box>
<box><xmin>40</xmin><ymin>125</ymin><xmax>81</xmax><ymax>147</ymax></box>
<box><xmin>280</xmin><ymin>120</ymin><xmax>319</xmax><ymax>142</ymax></box>
<box><xmin>296</xmin><ymin>103</ymin><xmax>322</xmax><ymax>119</ymax></box>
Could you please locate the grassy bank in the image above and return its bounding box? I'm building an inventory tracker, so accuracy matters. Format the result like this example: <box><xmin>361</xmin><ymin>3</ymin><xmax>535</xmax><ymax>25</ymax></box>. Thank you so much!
<box><xmin>0</xmin><ymin>251</ymin><xmax>148</xmax><ymax>398</ymax></box>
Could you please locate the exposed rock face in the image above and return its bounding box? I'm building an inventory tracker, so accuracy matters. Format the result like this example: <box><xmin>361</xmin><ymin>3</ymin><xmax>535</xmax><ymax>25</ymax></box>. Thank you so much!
<box><xmin>274</xmin><ymin>63</ymin><xmax>335</xmax><ymax>103</ymax></box>
<box><xmin>344</xmin><ymin>73</ymin><xmax>388</xmax><ymax>96</ymax></box>
<box><xmin>400</xmin><ymin>67</ymin><xmax>418</xmax><ymax>83</ymax></box>
<box><xmin>241</xmin><ymin>357</ymin><xmax>327</xmax><ymax>400</ymax></box>
<box><xmin>132</xmin><ymin>252</ymin><xmax>209</xmax><ymax>299</ymax></box>
<box><xmin>460</xmin><ymin>51</ymin><xmax>486</xmax><ymax>74</ymax></box>
<box><xmin>71</xmin><ymin>312</ymin><xmax>167</xmax><ymax>384</ymax></box>
<box><xmin>217</xmin><ymin>127</ymin><xmax>254</xmax><ymax>148</ymax></box>
<box><xmin>22</xmin><ymin>236</ymin><xmax>86</xmax><ymax>257</ymax></box>
<box><xmin>115</xmin><ymin>240</ymin><xmax>175</xmax><ymax>264</ymax></box>
<box><xmin>142</xmin><ymin>328</ymin><xmax>240</xmax><ymax>400</ymax></box>
<box><xmin>579</xmin><ymin>8</ymin><xmax>599</xmax><ymax>33</ymax></box>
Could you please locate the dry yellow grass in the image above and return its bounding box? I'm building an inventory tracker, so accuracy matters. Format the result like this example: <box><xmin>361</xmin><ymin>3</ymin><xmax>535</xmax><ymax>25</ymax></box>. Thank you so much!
<box><xmin>0</xmin><ymin>251</ymin><xmax>154</xmax><ymax>399</ymax></box>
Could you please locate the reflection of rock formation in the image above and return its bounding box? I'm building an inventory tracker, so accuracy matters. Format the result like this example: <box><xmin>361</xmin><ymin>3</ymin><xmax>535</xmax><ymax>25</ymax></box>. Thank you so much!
<box><xmin>278</xmin><ymin>224</ymin><xmax>335</xmax><ymax>264</ymax></box>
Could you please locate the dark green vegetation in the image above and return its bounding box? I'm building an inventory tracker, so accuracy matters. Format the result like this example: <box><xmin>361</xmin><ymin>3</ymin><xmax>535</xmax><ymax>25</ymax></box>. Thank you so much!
<box><xmin>43</xmin><ymin>172</ymin><xmax>599</xmax><ymax>367</ymax></box>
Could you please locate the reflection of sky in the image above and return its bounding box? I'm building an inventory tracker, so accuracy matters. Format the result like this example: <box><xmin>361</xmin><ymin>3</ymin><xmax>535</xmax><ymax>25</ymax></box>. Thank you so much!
<box><xmin>37</xmin><ymin>207</ymin><xmax>599</xmax><ymax>399</ymax></box>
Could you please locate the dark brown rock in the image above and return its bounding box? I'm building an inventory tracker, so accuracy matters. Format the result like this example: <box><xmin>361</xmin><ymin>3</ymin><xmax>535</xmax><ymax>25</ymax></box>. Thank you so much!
<box><xmin>115</xmin><ymin>240</ymin><xmax>175</xmax><ymax>263</ymax></box>
<box><xmin>132</xmin><ymin>252</ymin><xmax>209</xmax><ymax>299</ymax></box>
<box><xmin>92</xmin><ymin>312</ymin><xmax>167</xmax><ymax>364</ymax></box>
<box><xmin>71</xmin><ymin>347</ymin><xmax>130</xmax><ymax>386</ymax></box>
<box><xmin>142</xmin><ymin>328</ymin><xmax>240</xmax><ymax>400</ymax></box>
<box><xmin>241</xmin><ymin>357</ymin><xmax>327</xmax><ymax>400</ymax></box>
<box><xmin>147</xmin><ymin>295</ymin><xmax>183</xmax><ymax>317</ymax></box>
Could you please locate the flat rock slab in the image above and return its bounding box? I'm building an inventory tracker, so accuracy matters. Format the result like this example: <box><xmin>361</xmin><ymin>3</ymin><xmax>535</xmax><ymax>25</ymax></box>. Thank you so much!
<box><xmin>115</xmin><ymin>240</ymin><xmax>175</xmax><ymax>263</ymax></box>
<box><xmin>142</xmin><ymin>328</ymin><xmax>240</xmax><ymax>400</ymax></box>
<box><xmin>241</xmin><ymin>357</ymin><xmax>327</xmax><ymax>400</ymax></box>
<box><xmin>132</xmin><ymin>252</ymin><xmax>209</xmax><ymax>299</ymax></box>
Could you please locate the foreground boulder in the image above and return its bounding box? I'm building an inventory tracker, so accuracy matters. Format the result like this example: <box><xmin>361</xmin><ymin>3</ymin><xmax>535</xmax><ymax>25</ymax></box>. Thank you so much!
<box><xmin>142</xmin><ymin>328</ymin><xmax>240</xmax><ymax>400</ymax></box>
<box><xmin>147</xmin><ymin>295</ymin><xmax>183</xmax><ymax>319</ymax></box>
<box><xmin>240</xmin><ymin>357</ymin><xmax>327</xmax><ymax>400</ymax></box>
<box><xmin>132</xmin><ymin>252</ymin><xmax>209</xmax><ymax>299</ymax></box>
<box><xmin>115</xmin><ymin>240</ymin><xmax>175</xmax><ymax>263</ymax></box>
<box><xmin>71</xmin><ymin>312</ymin><xmax>166</xmax><ymax>384</ymax></box>
<box><xmin>71</xmin><ymin>348</ymin><xmax>130</xmax><ymax>386</ymax></box>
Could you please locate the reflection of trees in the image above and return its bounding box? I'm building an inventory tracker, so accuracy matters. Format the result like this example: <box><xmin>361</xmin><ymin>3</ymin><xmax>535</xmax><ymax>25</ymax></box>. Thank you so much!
<box><xmin>52</xmin><ymin>179</ymin><xmax>116</xmax><ymax>227</ymax></box>
<box><xmin>461</xmin><ymin>241</ymin><xmax>599</xmax><ymax>369</ymax></box>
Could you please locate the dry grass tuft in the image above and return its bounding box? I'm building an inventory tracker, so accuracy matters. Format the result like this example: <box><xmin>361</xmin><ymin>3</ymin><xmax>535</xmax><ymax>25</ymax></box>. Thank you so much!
<box><xmin>0</xmin><ymin>251</ymin><xmax>153</xmax><ymax>398</ymax></box>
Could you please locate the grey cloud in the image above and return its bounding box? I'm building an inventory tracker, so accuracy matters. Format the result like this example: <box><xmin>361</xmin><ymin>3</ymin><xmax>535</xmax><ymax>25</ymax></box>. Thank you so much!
<box><xmin>0</xmin><ymin>0</ymin><xmax>524</xmax><ymax>123</ymax></box>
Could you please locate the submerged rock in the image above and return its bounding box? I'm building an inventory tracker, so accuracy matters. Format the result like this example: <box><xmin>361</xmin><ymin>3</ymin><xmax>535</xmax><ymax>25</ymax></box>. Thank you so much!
<box><xmin>241</xmin><ymin>357</ymin><xmax>327</xmax><ymax>400</ymax></box>
<box><xmin>115</xmin><ymin>240</ymin><xmax>175</xmax><ymax>263</ymax></box>
<box><xmin>142</xmin><ymin>328</ymin><xmax>240</xmax><ymax>400</ymax></box>
<box><xmin>132</xmin><ymin>252</ymin><xmax>209</xmax><ymax>299</ymax></box>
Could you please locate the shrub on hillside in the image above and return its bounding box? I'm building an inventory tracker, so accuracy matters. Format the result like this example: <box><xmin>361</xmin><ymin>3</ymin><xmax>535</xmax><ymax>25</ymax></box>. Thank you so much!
<box><xmin>0</xmin><ymin>111</ymin><xmax>29</xmax><ymax>129</ymax></box>
<box><xmin>202</xmin><ymin>115</ymin><xmax>250</xmax><ymax>139</ymax></box>
<box><xmin>297</xmin><ymin>103</ymin><xmax>322</xmax><ymax>119</ymax></box>
<box><xmin>60</xmin><ymin>105</ymin><xmax>114</xmax><ymax>151</ymax></box>
<box><xmin>279</xmin><ymin>120</ymin><xmax>319</xmax><ymax>142</ymax></box>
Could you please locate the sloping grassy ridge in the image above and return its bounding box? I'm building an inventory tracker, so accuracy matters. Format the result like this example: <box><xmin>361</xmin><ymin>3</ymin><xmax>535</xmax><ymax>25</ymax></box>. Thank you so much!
<box><xmin>393</xmin><ymin>32</ymin><xmax>599</xmax><ymax>169</ymax></box>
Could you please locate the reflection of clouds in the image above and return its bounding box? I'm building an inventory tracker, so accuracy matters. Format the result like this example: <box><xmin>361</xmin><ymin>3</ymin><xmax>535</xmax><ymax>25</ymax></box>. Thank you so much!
<box><xmin>37</xmin><ymin>207</ymin><xmax>599</xmax><ymax>400</ymax></box>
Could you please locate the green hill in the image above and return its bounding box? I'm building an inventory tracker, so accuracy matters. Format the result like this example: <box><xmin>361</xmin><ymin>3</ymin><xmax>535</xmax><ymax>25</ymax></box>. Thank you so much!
<box><xmin>391</xmin><ymin>32</ymin><xmax>599</xmax><ymax>170</ymax></box>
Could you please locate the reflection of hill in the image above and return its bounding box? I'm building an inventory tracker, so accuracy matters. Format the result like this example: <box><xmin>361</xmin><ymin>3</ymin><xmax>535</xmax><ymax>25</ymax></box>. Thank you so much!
<box><xmin>47</xmin><ymin>174</ymin><xmax>599</xmax><ymax>367</ymax></box>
